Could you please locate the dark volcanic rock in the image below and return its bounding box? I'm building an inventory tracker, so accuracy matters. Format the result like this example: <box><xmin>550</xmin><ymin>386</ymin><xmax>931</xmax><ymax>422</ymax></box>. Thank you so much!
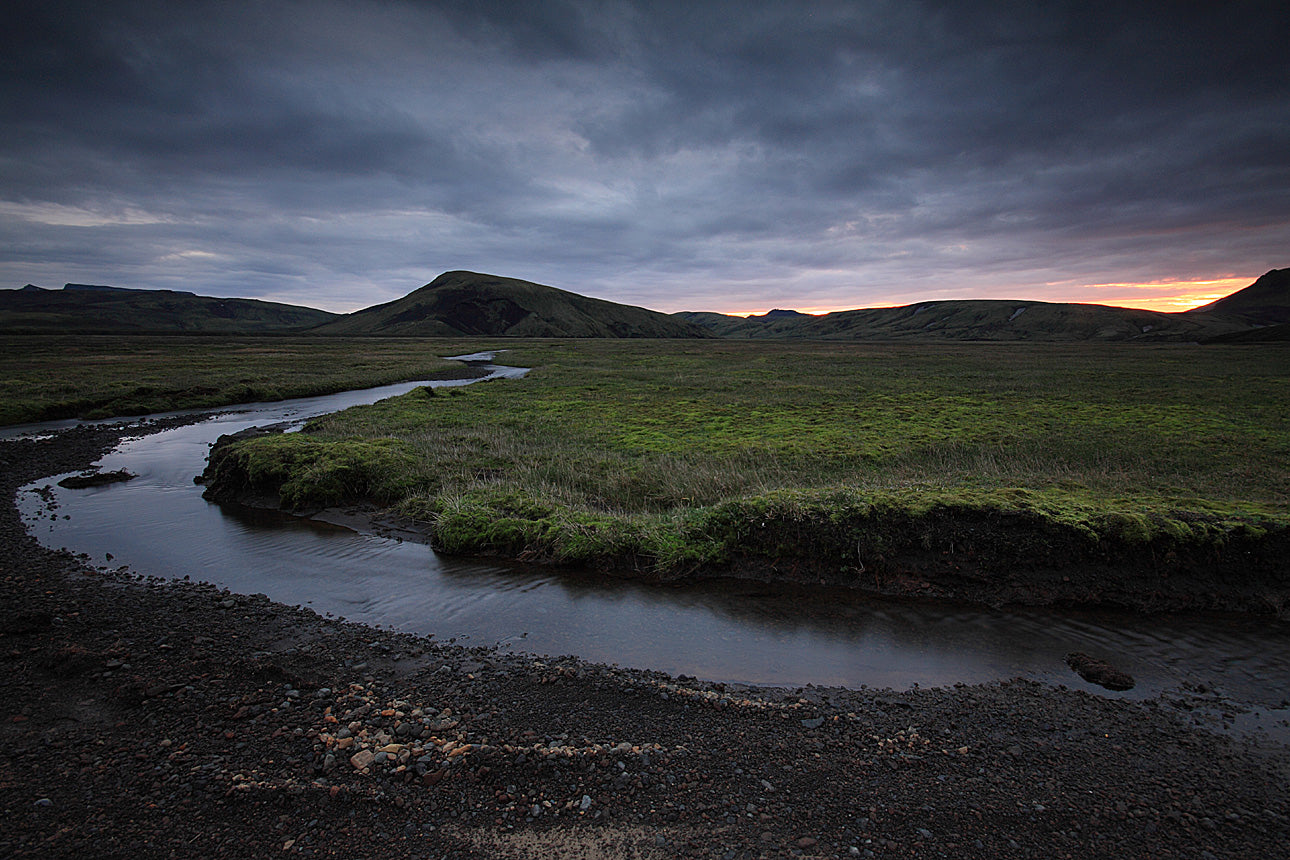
<box><xmin>57</xmin><ymin>469</ymin><xmax>136</xmax><ymax>488</ymax></box>
<box><xmin>1066</xmin><ymin>651</ymin><xmax>1136</xmax><ymax>691</ymax></box>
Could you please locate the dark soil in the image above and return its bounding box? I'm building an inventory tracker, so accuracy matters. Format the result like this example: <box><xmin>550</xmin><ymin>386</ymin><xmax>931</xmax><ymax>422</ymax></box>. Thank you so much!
<box><xmin>2</xmin><ymin>421</ymin><xmax>1288</xmax><ymax>859</ymax></box>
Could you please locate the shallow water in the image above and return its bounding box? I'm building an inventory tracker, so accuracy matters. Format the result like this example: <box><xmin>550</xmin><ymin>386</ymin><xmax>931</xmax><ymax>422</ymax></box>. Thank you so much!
<box><xmin>14</xmin><ymin>357</ymin><xmax>1290</xmax><ymax>736</ymax></box>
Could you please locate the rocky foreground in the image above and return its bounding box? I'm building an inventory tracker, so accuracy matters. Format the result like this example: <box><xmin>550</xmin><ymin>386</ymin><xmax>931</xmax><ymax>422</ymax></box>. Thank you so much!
<box><xmin>2</xmin><ymin>422</ymin><xmax>1288</xmax><ymax>859</ymax></box>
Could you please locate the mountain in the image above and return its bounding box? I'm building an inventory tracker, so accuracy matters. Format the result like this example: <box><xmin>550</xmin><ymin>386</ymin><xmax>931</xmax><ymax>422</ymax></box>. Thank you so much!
<box><xmin>1187</xmin><ymin>268</ymin><xmax>1290</xmax><ymax>326</ymax></box>
<box><xmin>674</xmin><ymin>309</ymin><xmax>822</xmax><ymax>338</ymax></box>
<box><xmin>312</xmin><ymin>270</ymin><xmax>711</xmax><ymax>338</ymax></box>
<box><xmin>676</xmin><ymin>271</ymin><xmax>1290</xmax><ymax>342</ymax></box>
<box><xmin>678</xmin><ymin>299</ymin><xmax>1249</xmax><ymax>342</ymax></box>
<box><xmin>0</xmin><ymin>284</ymin><xmax>337</xmax><ymax>334</ymax></box>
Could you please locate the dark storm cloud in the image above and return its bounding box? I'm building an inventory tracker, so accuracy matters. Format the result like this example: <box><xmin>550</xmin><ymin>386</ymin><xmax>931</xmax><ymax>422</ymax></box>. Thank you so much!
<box><xmin>1</xmin><ymin>0</ymin><xmax>1287</xmax><ymax>312</ymax></box>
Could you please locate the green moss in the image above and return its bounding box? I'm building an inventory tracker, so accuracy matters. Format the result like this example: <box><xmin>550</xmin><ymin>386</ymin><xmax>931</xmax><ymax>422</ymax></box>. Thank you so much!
<box><xmin>188</xmin><ymin>339</ymin><xmax>1287</xmax><ymax>575</ymax></box>
<box><xmin>206</xmin><ymin>433</ymin><xmax>419</xmax><ymax>509</ymax></box>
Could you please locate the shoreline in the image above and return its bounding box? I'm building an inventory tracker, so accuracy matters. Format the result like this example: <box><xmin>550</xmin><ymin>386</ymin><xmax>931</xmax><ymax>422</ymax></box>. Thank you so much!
<box><xmin>3</xmin><ymin>421</ymin><xmax>1289</xmax><ymax>858</ymax></box>
<box><xmin>211</xmin><ymin>484</ymin><xmax>1290</xmax><ymax>619</ymax></box>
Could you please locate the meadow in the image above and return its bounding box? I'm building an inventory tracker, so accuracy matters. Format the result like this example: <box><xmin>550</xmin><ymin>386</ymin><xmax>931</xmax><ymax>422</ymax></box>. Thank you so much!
<box><xmin>0</xmin><ymin>335</ymin><xmax>472</xmax><ymax>425</ymax></box>
<box><xmin>198</xmin><ymin>339</ymin><xmax>1290</xmax><ymax>591</ymax></box>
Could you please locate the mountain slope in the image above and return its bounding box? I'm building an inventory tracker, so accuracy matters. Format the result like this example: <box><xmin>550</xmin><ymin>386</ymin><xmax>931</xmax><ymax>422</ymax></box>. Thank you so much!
<box><xmin>679</xmin><ymin>299</ymin><xmax>1245</xmax><ymax>342</ymax></box>
<box><xmin>0</xmin><ymin>284</ymin><xmax>338</xmax><ymax>334</ymax></box>
<box><xmin>1188</xmin><ymin>268</ymin><xmax>1290</xmax><ymax>325</ymax></box>
<box><xmin>673</xmin><ymin>309</ymin><xmax>817</xmax><ymax>338</ymax></box>
<box><xmin>314</xmin><ymin>271</ymin><xmax>711</xmax><ymax>338</ymax></box>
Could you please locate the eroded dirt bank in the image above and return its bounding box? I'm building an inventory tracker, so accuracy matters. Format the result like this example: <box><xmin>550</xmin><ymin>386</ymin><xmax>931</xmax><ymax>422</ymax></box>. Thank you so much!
<box><xmin>2</xmin><ymin>423</ymin><xmax>1289</xmax><ymax>859</ymax></box>
<box><xmin>199</xmin><ymin>427</ymin><xmax>1290</xmax><ymax>618</ymax></box>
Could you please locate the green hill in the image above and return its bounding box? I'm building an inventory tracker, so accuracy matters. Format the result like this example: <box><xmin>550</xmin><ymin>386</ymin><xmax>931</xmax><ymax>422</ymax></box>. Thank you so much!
<box><xmin>0</xmin><ymin>284</ymin><xmax>337</xmax><ymax>334</ymax></box>
<box><xmin>313</xmin><ymin>271</ymin><xmax>711</xmax><ymax>338</ymax></box>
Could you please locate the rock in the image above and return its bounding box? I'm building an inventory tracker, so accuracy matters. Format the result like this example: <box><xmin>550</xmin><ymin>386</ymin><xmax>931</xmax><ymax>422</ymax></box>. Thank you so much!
<box><xmin>801</xmin><ymin>717</ymin><xmax>825</xmax><ymax>729</ymax></box>
<box><xmin>580</xmin><ymin>794</ymin><xmax>592</xmax><ymax>811</ymax></box>
<box><xmin>1065</xmin><ymin>652</ymin><xmax>1135</xmax><ymax>691</ymax></box>
<box><xmin>349</xmin><ymin>749</ymin><xmax>375</xmax><ymax>770</ymax></box>
<box><xmin>57</xmin><ymin>469</ymin><xmax>135</xmax><ymax>489</ymax></box>
<box><xmin>796</xmin><ymin>836</ymin><xmax>818</xmax><ymax>848</ymax></box>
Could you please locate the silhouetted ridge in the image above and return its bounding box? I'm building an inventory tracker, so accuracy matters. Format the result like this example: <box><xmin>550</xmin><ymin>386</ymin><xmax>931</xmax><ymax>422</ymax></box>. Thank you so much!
<box><xmin>1188</xmin><ymin>268</ymin><xmax>1290</xmax><ymax>326</ymax></box>
<box><xmin>312</xmin><ymin>271</ymin><xmax>711</xmax><ymax>339</ymax></box>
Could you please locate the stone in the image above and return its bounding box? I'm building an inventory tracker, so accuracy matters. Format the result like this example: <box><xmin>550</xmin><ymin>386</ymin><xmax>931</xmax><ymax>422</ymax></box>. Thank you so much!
<box><xmin>1065</xmin><ymin>652</ymin><xmax>1135</xmax><ymax>691</ymax></box>
<box><xmin>350</xmin><ymin>749</ymin><xmax>375</xmax><ymax>770</ymax></box>
<box><xmin>580</xmin><ymin>794</ymin><xmax>592</xmax><ymax>811</ymax></box>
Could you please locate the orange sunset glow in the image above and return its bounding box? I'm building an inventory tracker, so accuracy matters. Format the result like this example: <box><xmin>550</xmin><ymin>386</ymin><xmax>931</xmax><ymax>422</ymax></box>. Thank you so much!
<box><xmin>722</xmin><ymin>276</ymin><xmax>1253</xmax><ymax>318</ymax></box>
<box><xmin>1071</xmin><ymin>277</ymin><xmax>1253</xmax><ymax>312</ymax></box>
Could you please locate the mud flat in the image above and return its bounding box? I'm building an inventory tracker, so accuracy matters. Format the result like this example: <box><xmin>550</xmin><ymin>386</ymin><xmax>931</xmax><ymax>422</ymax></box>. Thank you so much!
<box><xmin>3</xmin><ymin>421</ymin><xmax>1289</xmax><ymax>859</ymax></box>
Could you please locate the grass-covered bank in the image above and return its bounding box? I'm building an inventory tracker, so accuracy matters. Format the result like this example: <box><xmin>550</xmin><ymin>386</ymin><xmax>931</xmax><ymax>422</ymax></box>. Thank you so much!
<box><xmin>0</xmin><ymin>335</ymin><xmax>483</xmax><ymax>425</ymax></box>
<box><xmin>200</xmin><ymin>339</ymin><xmax>1290</xmax><ymax>612</ymax></box>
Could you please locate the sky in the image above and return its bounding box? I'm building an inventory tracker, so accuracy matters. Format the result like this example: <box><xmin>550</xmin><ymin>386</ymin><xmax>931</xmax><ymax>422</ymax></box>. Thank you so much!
<box><xmin>2</xmin><ymin>1</ymin><xmax>1287</xmax><ymax>316</ymax></box>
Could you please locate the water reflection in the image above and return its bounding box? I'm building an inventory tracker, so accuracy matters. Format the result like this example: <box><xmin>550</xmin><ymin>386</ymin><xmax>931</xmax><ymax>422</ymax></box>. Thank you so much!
<box><xmin>13</xmin><ymin>363</ymin><xmax>1290</xmax><ymax>719</ymax></box>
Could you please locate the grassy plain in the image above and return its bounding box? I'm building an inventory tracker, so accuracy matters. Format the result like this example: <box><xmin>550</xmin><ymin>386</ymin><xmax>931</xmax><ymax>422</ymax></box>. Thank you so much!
<box><xmin>0</xmin><ymin>335</ymin><xmax>473</xmax><ymax>425</ymax></box>
<box><xmin>202</xmin><ymin>339</ymin><xmax>1290</xmax><ymax>591</ymax></box>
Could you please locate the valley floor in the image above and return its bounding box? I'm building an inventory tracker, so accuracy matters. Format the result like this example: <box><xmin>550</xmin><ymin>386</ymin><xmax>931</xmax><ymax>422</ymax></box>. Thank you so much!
<box><xmin>1</xmin><ymin>420</ymin><xmax>1288</xmax><ymax>859</ymax></box>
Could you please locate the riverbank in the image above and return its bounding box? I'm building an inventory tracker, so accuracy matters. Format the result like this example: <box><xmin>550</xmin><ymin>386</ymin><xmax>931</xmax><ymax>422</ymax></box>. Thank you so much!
<box><xmin>197</xmin><ymin>340</ymin><xmax>1290</xmax><ymax>616</ymax></box>
<box><xmin>205</xmin><ymin>470</ymin><xmax>1290</xmax><ymax>616</ymax></box>
<box><xmin>3</xmin><ymin>421</ymin><xmax>1289</xmax><ymax>858</ymax></box>
<box><xmin>0</xmin><ymin>335</ymin><xmax>493</xmax><ymax>426</ymax></box>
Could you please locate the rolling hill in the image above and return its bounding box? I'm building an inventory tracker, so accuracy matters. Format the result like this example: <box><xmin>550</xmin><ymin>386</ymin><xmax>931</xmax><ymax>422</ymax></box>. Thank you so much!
<box><xmin>5</xmin><ymin>267</ymin><xmax>1285</xmax><ymax>342</ymax></box>
<box><xmin>675</xmin><ymin>271</ymin><xmax>1290</xmax><ymax>342</ymax></box>
<box><xmin>311</xmin><ymin>271</ymin><xmax>711</xmax><ymax>338</ymax></box>
<box><xmin>0</xmin><ymin>284</ymin><xmax>337</xmax><ymax>334</ymax></box>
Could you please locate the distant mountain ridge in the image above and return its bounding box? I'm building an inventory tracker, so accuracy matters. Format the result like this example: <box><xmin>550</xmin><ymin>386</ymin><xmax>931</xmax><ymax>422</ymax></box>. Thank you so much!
<box><xmin>0</xmin><ymin>283</ymin><xmax>337</xmax><ymax>334</ymax></box>
<box><xmin>675</xmin><ymin>269</ymin><xmax>1290</xmax><ymax>342</ymax></box>
<box><xmin>3</xmin><ymin>268</ymin><xmax>1286</xmax><ymax>342</ymax></box>
<box><xmin>310</xmin><ymin>271</ymin><xmax>711</xmax><ymax>338</ymax></box>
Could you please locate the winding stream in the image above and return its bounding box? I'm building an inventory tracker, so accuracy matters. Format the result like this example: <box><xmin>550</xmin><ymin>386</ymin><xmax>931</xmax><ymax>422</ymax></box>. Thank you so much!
<box><xmin>11</xmin><ymin>353</ymin><xmax>1290</xmax><ymax>740</ymax></box>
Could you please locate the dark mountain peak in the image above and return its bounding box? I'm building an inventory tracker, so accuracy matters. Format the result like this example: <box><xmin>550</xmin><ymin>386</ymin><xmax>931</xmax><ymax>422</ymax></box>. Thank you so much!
<box><xmin>64</xmin><ymin>283</ymin><xmax>131</xmax><ymax>291</ymax></box>
<box><xmin>313</xmin><ymin>271</ymin><xmax>711</xmax><ymax>339</ymax></box>
<box><xmin>758</xmin><ymin>308</ymin><xmax>808</xmax><ymax>319</ymax></box>
<box><xmin>20</xmin><ymin>284</ymin><xmax>46</xmax><ymax>291</ymax></box>
<box><xmin>1188</xmin><ymin>268</ymin><xmax>1290</xmax><ymax>325</ymax></box>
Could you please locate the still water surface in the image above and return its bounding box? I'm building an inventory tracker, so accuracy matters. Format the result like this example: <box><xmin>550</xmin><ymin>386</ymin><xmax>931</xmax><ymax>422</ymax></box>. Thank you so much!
<box><xmin>13</xmin><ymin>355</ymin><xmax>1290</xmax><ymax>722</ymax></box>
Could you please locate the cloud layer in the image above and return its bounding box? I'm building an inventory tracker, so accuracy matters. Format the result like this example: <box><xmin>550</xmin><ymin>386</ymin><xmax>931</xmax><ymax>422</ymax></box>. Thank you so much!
<box><xmin>3</xmin><ymin>0</ymin><xmax>1288</xmax><ymax>312</ymax></box>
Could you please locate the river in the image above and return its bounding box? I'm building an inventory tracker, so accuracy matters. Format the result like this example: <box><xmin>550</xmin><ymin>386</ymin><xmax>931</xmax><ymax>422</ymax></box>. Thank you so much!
<box><xmin>11</xmin><ymin>352</ymin><xmax>1290</xmax><ymax>741</ymax></box>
